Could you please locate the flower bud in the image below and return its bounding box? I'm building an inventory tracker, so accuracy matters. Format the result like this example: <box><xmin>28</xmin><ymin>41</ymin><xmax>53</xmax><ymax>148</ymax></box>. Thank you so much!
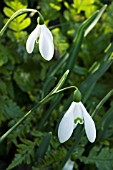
<box><xmin>73</xmin><ymin>89</ymin><xmax>82</xmax><ymax>102</ymax></box>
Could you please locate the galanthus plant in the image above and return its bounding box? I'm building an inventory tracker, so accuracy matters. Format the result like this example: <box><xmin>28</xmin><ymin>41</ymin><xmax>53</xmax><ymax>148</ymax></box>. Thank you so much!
<box><xmin>0</xmin><ymin>4</ymin><xmax>110</xmax><ymax>170</ymax></box>
<box><xmin>58</xmin><ymin>101</ymin><xmax>96</xmax><ymax>143</ymax></box>
<box><xmin>26</xmin><ymin>17</ymin><xmax>54</xmax><ymax>61</ymax></box>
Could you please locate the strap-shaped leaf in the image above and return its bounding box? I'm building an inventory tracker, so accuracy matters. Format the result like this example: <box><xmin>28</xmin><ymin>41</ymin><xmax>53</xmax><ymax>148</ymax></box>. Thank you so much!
<box><xmin>64</xmin><ymin>5</ymin><xmax>107</xmax><ymax>71</ymax></box>
<box><xmin>80</xmin><ymin>43</ymin><xmax>113</xmax><ymax>99</ymax></box>
<box><xmin>36</xmin><ymin>133</ymin><xmax>52</xmax><ymax>159</ymax></box>
<box><xmin>84</xmin><ymin>5</ymin><xmax>107</xmax><ymax>36</ymax></box>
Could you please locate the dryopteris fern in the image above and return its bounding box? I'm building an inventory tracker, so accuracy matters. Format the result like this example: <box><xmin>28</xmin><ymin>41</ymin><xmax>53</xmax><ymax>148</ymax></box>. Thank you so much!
<box><xmin>7</xmin><ymin>135</ymin><xmax>67</xmax><ymax>170</ymax></box>
<box><xmin>7</xmin><ymin>132</ymin><xmax>52</xmax><ymax>170</ymax></box>
<box><xmin>80</xmin><ymin>146</ymin><xmax>113</xmax><ymax>170</ymax></box>
<box><xmin>0</xmin><ymin>96</ymin><xmax>24</xmax><ymax>124</ymax></box>
<box><xmin>6</xmin><ymin>138</ymin><xmax>40</xmax><ymax>170</ymax></box>
<box><xmin>3</xmin><ymin>0</ymin><xmax>31</xmax><ymax>39</ymax></box>
<box><xmin>33</xmin><ymin>147</ymin><xmax>67</xmax><ymax>170</ymax></box>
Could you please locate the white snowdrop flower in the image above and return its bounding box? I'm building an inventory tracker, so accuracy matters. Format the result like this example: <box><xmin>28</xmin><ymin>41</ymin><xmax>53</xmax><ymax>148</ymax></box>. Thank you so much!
<box><xmin>26</xmin><ymin>24</ymin><xmax>54</xmax><ymax>61</ymax></box>
<box><xmin>58</xmin><ymin>101</ymin><xmax>96</xmax><ymax>143</ymax></box>
<box><xmin>63</xmin><ymin>159</ymin><xmax>74</xmax><ymax>170</ymax></box>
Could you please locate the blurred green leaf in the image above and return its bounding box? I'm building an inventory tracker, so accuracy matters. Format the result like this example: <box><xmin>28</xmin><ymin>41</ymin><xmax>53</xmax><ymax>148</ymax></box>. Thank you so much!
<box><xmin>13</xmin><ymin>62</ymin><xmax>39</xmax><ymax>92</ymax></box>
<box><xmin>72</xmin><ymin>0</ymin><xmax>97</xmax><ymax>17</ymax></box>
<box><xmin>81</xmin><ymin>146</ymin><xmax>113</xmax><ymax>170</ymax></box>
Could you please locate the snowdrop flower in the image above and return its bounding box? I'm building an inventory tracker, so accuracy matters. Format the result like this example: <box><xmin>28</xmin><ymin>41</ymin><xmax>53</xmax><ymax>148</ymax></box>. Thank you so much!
<box><xmin>26</xmin><ymin>24</ymin><xmax>54</xmax><ymax>61</ymax></box>
<box><xmin>63</xmin><ymin>159</ymin><xmax>74</xmax><ymax>170</ymax></box>
<box><xmin>58</xmin><ymin>102</ymin><xmax>96</xmax><ymax>143</ymax></box>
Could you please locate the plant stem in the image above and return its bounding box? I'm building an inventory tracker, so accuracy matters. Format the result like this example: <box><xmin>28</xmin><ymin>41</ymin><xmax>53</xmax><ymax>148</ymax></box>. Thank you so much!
<box><xmin>0</xmin><ymin>96</ymin><xmax>46</xmax><ymax>143</ymax></box>
<box><xmin>0</xmin><ymin>70</ymin><xmax>71</xmax><ymax>143</ymax></box>
<box><xmin>0</xmin><ymin>8</ymin><xmax>41</xmax><ymax>37</ymax></box>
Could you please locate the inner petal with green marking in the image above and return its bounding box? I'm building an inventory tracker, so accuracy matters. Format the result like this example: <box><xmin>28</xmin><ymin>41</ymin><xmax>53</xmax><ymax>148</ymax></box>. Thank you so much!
<box><xmin>36</xmin><ymin>37</ymin><xmax>40</xmax><ymax>43</ymax></box>
<box><xmin>74</xmin><ymin>117</ymin><xmax>83</xmax><ymax>124</ymax></box>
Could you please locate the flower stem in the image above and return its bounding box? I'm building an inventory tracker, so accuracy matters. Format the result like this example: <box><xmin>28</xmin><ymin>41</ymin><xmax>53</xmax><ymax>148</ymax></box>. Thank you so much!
<box><xmin>0</xmin><ymin>8</ymin><xmax>42</xmax><ymax>37</ymax></box>
<box><xmin>0</xmin><ymin>96</ymin><xmax>47</xmax><ymax>143</ymax></box>
<box><xmin>56</xmin><ymin>86</ymin><xmax>77</xmax><ymax>93</ymax></box>
<box><xmin>0</xmin><ymin>70</ymin><xmax>69</xmax><ymax>143</ymax></box>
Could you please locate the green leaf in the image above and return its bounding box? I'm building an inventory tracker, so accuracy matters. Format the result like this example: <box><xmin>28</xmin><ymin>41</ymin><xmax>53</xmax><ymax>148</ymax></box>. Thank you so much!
<box><xmin>98</xmin><ymin>105</ymin><xmax>113</xmax><ymax>138</ymax></box>
<box><xmin>4</xmin><ymin>0</ymin><xmax>27</xmax><ymax>10</ymax></box>
<box><xmin>3</xmin><ymin>99</ymin><xmax>24</xmax><ymax>119</ymax></box>
<box><xmin>36</xmin><ymin>132</ymin><xmax>52</xmax><ymax>159</ymax></box>
<box><xmin>7</xmin><ymin>139</ymin><xmax>35</xmax><ymax>170</ymax></box>
<box><xmin>81</xmin><ymin>146</ymin><xmax>113</xmax><ymax>170</ymax></box>
<box><xmin>0</xmin><ymin>44</ymin><xmax>10</xmax><ymax>66</ymax></box>
<box><xmin>63</xmin><ymin>6</ymin><xmax>106</xmax><ymax>72</ymax></box>
<box><xmin>80</xmin><ymin>43</ymin><xmax>113</xmax><ymax>100</ymax></box>
<box><xmin>3</xmin><ymin>7</ymin><xmax>14</xmax><ymax>17</ymax></box>
<box><xmin>13</xmin><ymin>62</ymin><xmax>39</xmax><ymax>92</ymax></box>
<box><xmin>7</xmin><ymin>17</ymin><xmax>31</xmax><ymax>31</ymax></box>
<box><xmin>73</xmin><ymin>0</ymin><xmax>96</xmax><ymax>17</ymax></box>
<box><xmin>85</xmin><ymin>5</ymin><xmax>107</xmax><ymax>36</ymax></box>
<box><xmin>0</xmin><ymin>96</ymin><xmax>24</xmax><ymax>121</ymax></box>
<box><xmin>33</xmin><ymin>147</ymin><xmax>67</xmax><ymax>169</ymax></box>
<box><xmin>18</xmin><ymin>18</ymin><xmax>31</xmax><ymax>31</ymax></box>
<box><xmin>91</xmin><ymin>89</ymin><xmax>113</xmax><ymax>117</ymax></box>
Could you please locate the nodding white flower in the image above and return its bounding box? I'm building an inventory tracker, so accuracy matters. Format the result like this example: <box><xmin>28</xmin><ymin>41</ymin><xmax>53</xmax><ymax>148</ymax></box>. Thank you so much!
<box><xmin>63</xmin><ymin>159</ymin><xmax>74</xmax><ymax>170</ymax></box>
<box><xmin>26</xmin><ymin>24</ymin><xmax>54</xmax><ymax>61</ymax></box>
<box><xmin>58</xmin><ymin>102</ymin><xmax>96</xmax><ymax>143</ymax></box>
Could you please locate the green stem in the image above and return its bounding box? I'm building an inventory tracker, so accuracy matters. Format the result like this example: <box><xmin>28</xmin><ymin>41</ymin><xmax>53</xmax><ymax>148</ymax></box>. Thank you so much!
<box><xmin>56</xmin><ymin>86</ymin><xmax>77</xmax><ymax>93</ymax></box>
<box><xmin>38</xmin><ymin>86</ymin><xmax>78</xmax><ymax>130</ymax></box>
<box><xmin>0</xmin><ymin>70</ymin><xmax>77</xmax><ymax>143</ymax></box>
<box><xmin>0</xmin><ymin>95</ymin><xmax>48</xmax><ymax>143</ymax></box>
<box><xmin>59</xmin><ymin>89</ymin><xmax>113</xmax><ymax>169</ymax></box>
<box><xmin>0</xmin><ymin>8</ymin><xmax>43</xmax><ymax>37</ymax></box>
<box><xmin>0</xmin><ymin>104</ymin><xmax>38</xmax><ymax>143</ymax></box>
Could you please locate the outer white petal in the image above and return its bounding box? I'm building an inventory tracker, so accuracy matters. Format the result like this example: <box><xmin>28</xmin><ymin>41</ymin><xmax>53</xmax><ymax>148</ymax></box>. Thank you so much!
<box><xmin>58</xmin><ymin>102</ymin><xmax>75</xmax><ymax>143</ymax></box>
<box><xmin>41</xmin><ymin>25</ymin><xmax>53</xmax><ymax>40</ymax></box>
<box><xmin>26</xmin><ymin>25</ymin><xmax>41</xmax><ymax>54</ymax></box>
<box><xmin>80</xmin><ymin>102</ymin><xmax>96</xmax><ymax>143</ymax></box>
<box><xmin>39</xmin><ymin>25</ymin><xmax>54</xmax><ymax>61</ymax></box>
<box><xmin>73</xmin><ymin>102</ymin><xmax>84</xmax><ymax>127</ymax></box>
<box><xmin>63</xmin><ymin>159</ymin><xmax>74</xmax><ymax>170</ymax></box>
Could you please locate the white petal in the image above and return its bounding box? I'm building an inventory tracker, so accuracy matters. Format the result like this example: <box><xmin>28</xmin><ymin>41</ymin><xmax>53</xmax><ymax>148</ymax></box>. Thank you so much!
<box><xmin>41</xmin><ymin>25</ymin><xmax>53</xmax><ymax>40</ymax></box>
<box><xmin>58</xmin><ymin>102</ymin><xmax>75</xmax><ymax>143</ymax></box>
<box><xmin>81</xmin><ymin>102</ymin><xmax>96</xmax><ymax>143</ymax></box>
<box><xmin>63</xmin><ymin>159</ymin><xmax>74</xmax><ymax>170</ymax></box>
<box><xmin>39</xmin><ymin>25</ymin><xmax>54</xmax><ymax>61</ymax></box>
<box><xmin>26</xmin><ymin>25</ymin><xmax>41</xmax><ymax>54</ymax></box>
<box><xmin>73</xmin><ymin>102</ymin><xmax>84</xmax><ymax>126</ymax></box>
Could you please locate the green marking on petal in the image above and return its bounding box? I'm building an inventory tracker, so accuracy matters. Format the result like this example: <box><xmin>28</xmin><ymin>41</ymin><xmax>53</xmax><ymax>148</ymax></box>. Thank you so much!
<box><xmin>74</xmin><ymin>117</ymin><xmax>83</xmax><ymax>124</ymax></box>
<box><xmin>36</xmin><ymin>37</ymin><xmax>39</xmax><ymax>44</ymax></box>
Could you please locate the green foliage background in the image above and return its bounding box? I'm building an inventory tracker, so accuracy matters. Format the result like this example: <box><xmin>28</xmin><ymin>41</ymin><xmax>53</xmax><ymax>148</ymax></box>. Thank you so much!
<box><xmin>0</xmin><ymin>0</ymin><xmax>113</xmax><ymax>169</ymax></box>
